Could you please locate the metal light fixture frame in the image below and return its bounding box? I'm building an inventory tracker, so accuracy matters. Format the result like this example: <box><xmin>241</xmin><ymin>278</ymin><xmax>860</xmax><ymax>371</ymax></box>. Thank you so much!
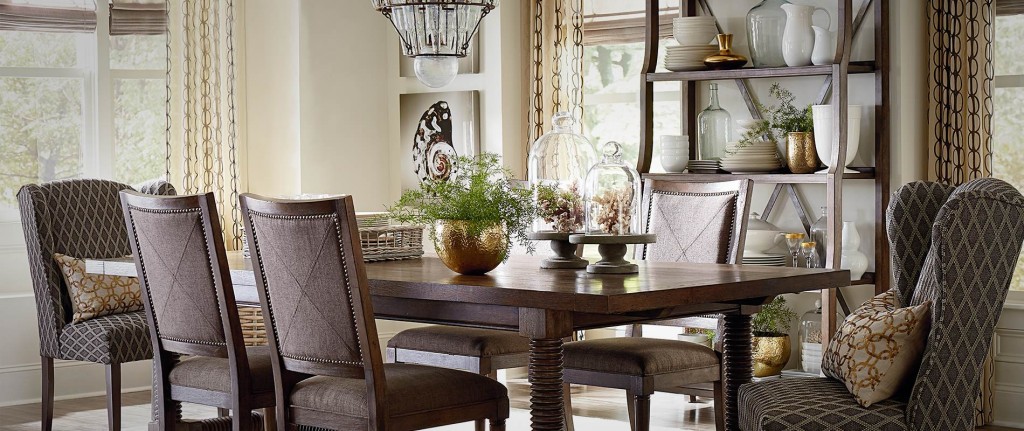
<box><xmin>373</xmin><ymin>0</ymin><xmax>498</xmax><ymax>59</ymax></box>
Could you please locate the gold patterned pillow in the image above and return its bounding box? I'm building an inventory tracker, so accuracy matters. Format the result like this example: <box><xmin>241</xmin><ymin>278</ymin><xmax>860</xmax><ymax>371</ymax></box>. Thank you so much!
<box><xmin>53</xmin><ymin>254</ymin><xmax>144</xmax><ymax>324</ymax></box>
<box><xmin>821</xmin><ymin>290</ymin><xmax>931</xmax><ymax>407</ymax></box>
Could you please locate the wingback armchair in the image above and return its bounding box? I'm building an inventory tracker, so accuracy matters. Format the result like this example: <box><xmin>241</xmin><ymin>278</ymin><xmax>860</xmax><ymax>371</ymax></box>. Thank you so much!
<box><xmin>738</xmin><ymin>178</ymin><xmax>1024</xmax><ymax>430</ymax></box>
<box><xmin>18</xmin><ymin>178</ymin><xmax>176</xmax><ymax>431</ymax></box>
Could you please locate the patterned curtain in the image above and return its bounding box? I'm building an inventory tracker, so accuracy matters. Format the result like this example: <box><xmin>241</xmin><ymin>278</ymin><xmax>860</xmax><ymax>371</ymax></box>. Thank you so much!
<box><xmin>525</xmin><ymin>0</ymin><xmax>585</xmax><ymax>154</ymax></box>
<box><xmin>928</xmin><ymin>0</ymin><xmax>995</xmax><ymax>184</ymax></box>
<box><xmin>164</xmin><ymin>0</ymin><xmax>242</xmax><ymax>249</ymax></box>
<box><xmin>927</xmin><ymin>0</ymin><xmax>995</xmax><ymax>425</ymax></box>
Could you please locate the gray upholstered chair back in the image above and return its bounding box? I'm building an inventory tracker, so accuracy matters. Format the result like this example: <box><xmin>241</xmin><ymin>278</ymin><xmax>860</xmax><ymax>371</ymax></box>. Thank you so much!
<box><xmin>18</xmin><ymin>179</ymin><xmax>175</xmax><ymax>358</ymax></box>
<box><xmin>121</xmin><ymin>192</ymin><xmax>241</xmax><ymax>358</ymax></box>
<box><xmin>240</xmin><ymin>194</ymin><xmax>383</xmax><ymax>379</ymax></box>
<box><xmin>639</xmin><ymin>179</ymin><xmax>753</xmax><ymax>264</ymax></box>
<box><xmin>887</xmin><ymin>178</ymin><xmax>1024</xmax><ymax>430</ymax></box>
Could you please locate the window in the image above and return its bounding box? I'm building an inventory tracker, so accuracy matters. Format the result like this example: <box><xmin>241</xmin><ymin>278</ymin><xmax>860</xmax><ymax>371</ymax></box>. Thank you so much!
<box><xmin>582</xmin><ymin>0</ymin><xmax>681</xmax><ymax>170</ymax></box>
<box><xmin>994</xmin><ymin>13</ymin><xmax>1024</xmax><ymax>291</ymax></box>
<box><xmin>0</xmin><ymin>2</ymin><xmax>165</xmax><ymax>220</ymax></box>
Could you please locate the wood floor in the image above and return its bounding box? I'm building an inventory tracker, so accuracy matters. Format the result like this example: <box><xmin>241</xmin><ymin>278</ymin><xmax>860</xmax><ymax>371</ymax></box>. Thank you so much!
<box><xmin>0</xmin><ymin>377</ymin><xmax>1019</xmax><ymax>430</ymax></box>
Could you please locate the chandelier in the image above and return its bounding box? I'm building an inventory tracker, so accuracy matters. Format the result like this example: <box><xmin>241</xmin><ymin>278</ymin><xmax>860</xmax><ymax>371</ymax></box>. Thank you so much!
<box><xmin>373</xmin><ymin>0</ymin><xmax>498</xmax><ymax>88</ymax></box>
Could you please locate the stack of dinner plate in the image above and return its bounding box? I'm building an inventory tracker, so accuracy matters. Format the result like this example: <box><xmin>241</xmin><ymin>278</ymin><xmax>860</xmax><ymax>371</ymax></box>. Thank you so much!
<box><xmin>720</xmin><ymin>141</ymin><xmax>782</xmax><ymax>173</ymax></box>
<box><xmin>665</xmin><ymin>16</ymin><xmax>718</xmax><ymax>72</ymax></box>
<box><xmin>742</xmin><ymin>252</ymin><xmax>787</xmax><ymax>267</ymax></box>
<box><xmin>687</xmin><ymin>159</ymin><xmax>720</xmax><ymax>173</ymax></box>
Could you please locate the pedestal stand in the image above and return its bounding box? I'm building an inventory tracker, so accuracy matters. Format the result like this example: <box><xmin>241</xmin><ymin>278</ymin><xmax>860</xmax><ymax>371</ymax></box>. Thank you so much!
<box><xmin>568</xmin><ymin>234</ymin><xmax>656</xmax><ymax>274</ymax></box>
<box><xmin>527</xmin><ymin>232</ymin><xmax>589</xmax><ymax>269</ymax></box>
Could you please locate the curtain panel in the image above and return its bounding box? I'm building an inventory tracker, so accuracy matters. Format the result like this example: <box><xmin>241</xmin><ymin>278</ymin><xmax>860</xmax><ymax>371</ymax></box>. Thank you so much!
<box><xmin>524</xmin><ymin>0</ymin><xmax>585</xmax><ymax>157</ymax></box>
<box><xmin>164</xmin><ymin>0</ymin><xmax>242</xmax><ymax>250</ymax></box>
<box><xmin>927</xmin><ymin>0</ymin><xmax>996</xmax><ymax>425</ymax></box>
<box><xmin>0</xmin><ymin>0</ymin><xmax>96</xmax><ymax>33</ymax></box>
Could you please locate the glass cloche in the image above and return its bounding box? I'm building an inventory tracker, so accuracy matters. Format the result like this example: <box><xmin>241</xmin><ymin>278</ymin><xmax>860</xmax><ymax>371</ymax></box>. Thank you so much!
<box><xmin>584</xmin><ymin>142</ymin><xmax>642</xmax><ymax>236</ymax></box>
<box><xmin>528</xmin><ymin>112</ymin><xmax>597</xmax><ymax>233</ymax></box>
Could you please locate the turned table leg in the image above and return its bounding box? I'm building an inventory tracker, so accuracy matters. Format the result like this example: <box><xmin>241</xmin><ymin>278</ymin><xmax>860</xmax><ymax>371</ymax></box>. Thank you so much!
<box><xmin>722</xmin><ymin>313</ymin><xmax>752</xmax><ymax>431</ymax></box>
<box><xmin>520</xmin><ymin>308</ymin><xmax>573</xmax><ymax>431</ymax></box>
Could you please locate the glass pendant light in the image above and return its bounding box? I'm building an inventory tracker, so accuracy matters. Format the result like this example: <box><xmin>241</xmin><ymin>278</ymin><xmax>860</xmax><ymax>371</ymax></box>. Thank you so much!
<box><xmin>373</xmin><ymin>0</ymin><xmax>498</xmax><ymax>88</ymax></box>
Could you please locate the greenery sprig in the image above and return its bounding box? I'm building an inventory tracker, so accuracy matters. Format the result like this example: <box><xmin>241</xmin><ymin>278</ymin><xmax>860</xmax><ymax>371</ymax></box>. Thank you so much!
<box><xmin>388</xmin><ymin>153</ymin><xmax>538</xmax><ymax>257</ymax></box>
<box><xmin>731</xmin><ymin>83</ymin><xmax>814</xmax><ymax>154</ymax></box>
<box><xmin>751</xmin><ymin>296</ymin><xmax>798</xmax><ymax>337</ymax></box>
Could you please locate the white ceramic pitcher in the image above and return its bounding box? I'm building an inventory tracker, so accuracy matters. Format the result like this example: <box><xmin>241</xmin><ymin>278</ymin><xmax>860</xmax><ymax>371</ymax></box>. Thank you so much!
<box><xmin>811</xmin><ymin>25</ymin><xmax>836</xmax><ymax>65</ymax></box>
<box><xmin>781</xmin><ymin>4</ymin><xmax>830</xmax><ymax>67</ymax></box>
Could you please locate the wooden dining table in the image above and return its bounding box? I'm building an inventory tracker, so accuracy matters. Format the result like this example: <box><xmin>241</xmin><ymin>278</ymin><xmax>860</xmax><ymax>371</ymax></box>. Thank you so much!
<box><xmin>87</xmin><ymin>252</ymin><xmax>849</xmax><ymax>431</ymax></box>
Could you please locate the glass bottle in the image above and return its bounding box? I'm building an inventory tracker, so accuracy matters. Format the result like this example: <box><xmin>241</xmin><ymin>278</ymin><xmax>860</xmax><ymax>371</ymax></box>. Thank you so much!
<box><xmin>809</xmin><ymin>206</ymin><xmax>828</xmax><ymax>267</ymax></box>
<box><xmin>527</xmin><ymin>112</ymin><xmax>597</xmax><ymax>233</ymax></box>
<box><xmin>746</xmin><ymin>0</ymin><xmax>790</xmax><ymax>68</ymax></box>
<box><xmin>583</xmin><ymin>142</ymin><xmax>643</xmax><ymax>236</ymax></box>
<box><xmin>801</xmin><ymin>241</ymin><xmax>820</xmax><ymax>268</ymax></box>
<box><xmin>697</xmin><ymin>83</ymin><xmax>731</xmax><ymax>161</ymax></box>
<box><xmin>800</xmin><ymin>300</ymin><xmax>824</xmax><ymax>374</ymax></box>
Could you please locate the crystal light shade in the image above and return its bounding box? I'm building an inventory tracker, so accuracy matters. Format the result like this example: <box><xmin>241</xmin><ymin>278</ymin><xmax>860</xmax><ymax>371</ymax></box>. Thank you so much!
<box><xmin>373</xmin><ymin>0</ymin><xmax>498</xmax><ymax>87</ymax></box>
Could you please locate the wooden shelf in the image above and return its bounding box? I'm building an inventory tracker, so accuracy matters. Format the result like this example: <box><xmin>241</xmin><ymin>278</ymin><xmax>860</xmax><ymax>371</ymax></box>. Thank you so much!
<box><xmin>851</xmin><ymin>272</ymin><xmax>876</xmax><ymax>286</ymax></box>
<box><xmin>647</xmin><ymin>61</ymin><xmax>876</xmax><ymax>82</ymax></box>
<box><xmin>643</xmin><ymin>168</ymin><xmax>875</xmax><ymax>184</ymax></box>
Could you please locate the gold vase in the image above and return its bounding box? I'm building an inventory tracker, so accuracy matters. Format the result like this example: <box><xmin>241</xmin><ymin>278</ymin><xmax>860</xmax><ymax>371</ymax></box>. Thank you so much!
<box><xmin>704</xmin><ymin>34</ymin><xmax>748</xmax><ymax>70</ymax></box>
<box><xmin>752</xmin><ymin>335</ymin><xmax>792</xmax><ymax>377</ymax></box>
<box><xmin>786</xmin><ymin>132</ymin><xmax>819</xmax><ymax>174</ymax></box>
<box><xmin>434</xmin><ymin>220</ymin><xmax>508</xmax><ymax>275</ymax></box>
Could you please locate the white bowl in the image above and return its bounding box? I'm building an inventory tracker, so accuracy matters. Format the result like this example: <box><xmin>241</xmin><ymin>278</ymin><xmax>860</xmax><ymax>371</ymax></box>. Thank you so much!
<box><xmin>661</xmin><ymin>155</ymin><xmax>689</xmax><ymax>173</ymax></box>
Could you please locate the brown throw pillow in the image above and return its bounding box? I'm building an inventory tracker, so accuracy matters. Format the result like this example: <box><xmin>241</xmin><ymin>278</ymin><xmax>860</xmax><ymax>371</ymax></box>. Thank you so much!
<box><xmin>54</xmin><ymin>253</ymin><xmax>144</xmax><ymax>324</ymax></box>
<box><xmin>821</xmin><ymin>290</ymin><xmax>930</xmax><ymax>407</ymax></box>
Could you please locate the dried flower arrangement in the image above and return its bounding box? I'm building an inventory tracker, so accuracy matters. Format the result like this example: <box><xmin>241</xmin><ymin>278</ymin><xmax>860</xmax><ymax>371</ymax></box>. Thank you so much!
<box><xmin>592</xmin><ymin>185</ymin><xmax>634</xmax><ymax>235</ymax></box>
<box><xmin>536</xmin><ymin>182</ymin><xmax>585</xmax><ymax>233</ymax></box>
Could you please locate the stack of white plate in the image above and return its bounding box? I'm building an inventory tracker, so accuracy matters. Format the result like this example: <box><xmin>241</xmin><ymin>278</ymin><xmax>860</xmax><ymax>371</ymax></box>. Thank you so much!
<box><xmin>742</xmin><ymin>252</ymin><xmax>787</xmax><ymax>266</ymax></box>
<box><xmin>666</xmin><ymin>16</ymin><xmax>718</xmax><ymax>71</ymax></box>
<box><xmin>687</xmin><ymin>159</ymin><xmax>719</xmax><ymax>173</ymax></box>
<box><xmin>721</xmin><ymin>141</ymin><xmax>782</xmax><ymax>173</ymax></box>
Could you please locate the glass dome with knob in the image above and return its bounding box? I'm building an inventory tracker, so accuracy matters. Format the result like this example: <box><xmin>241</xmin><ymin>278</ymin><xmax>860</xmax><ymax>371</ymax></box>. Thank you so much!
<box><xmin>528</xmin><ymin>112</ymin><xmax>596</xmax><ymax>234</ymax></box>
<box><xmin>584</xmin><ymin>142</ymin><xmax>642</xmax><ymax>236</ymax></box>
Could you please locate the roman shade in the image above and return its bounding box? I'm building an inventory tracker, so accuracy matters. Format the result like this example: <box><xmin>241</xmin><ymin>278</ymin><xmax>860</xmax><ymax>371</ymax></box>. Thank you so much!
<box><xmin>0</xmin><ymin>0</ymin><xmax>96</xmax><ymax>33</ymax></box>
<box><xmin>109</xmin><ymin>0</ymin><xmax>164</xmax><ymax>35</ymax></box>
<box><xmin>583</xmin><ymin>12</ymin><xmax>673</xmax><ymax>46</ymax></box>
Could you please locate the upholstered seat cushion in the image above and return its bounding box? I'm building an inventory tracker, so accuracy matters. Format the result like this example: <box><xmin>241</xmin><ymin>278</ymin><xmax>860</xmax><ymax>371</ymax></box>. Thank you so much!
<box><xmin>562</xmin><ymin>338</ymin><xmax>719</xmax><ymax>378</ymax></box>
<box><xmin>738</xmin><ymin>377</ymin><xmax>908</xmax><ymax>431</ymax></box>
<box><xmin>289</xmin><ymin>363</ymin><xmax>507</xmax><ymax>418</ymax></box>
<box><xmin>59</xmin><ymin>310</ymin><xmax>152</xmax><ymax>364</ymax></box>
<box><xmin>387</xmin><ymin>326</ymin><xmax>529</xmax><ymax>357</ymax></box>
<box><xmin>169</xmin><ymin>346</ymin><xmax>275</xmax><ymax>394</ymax></box>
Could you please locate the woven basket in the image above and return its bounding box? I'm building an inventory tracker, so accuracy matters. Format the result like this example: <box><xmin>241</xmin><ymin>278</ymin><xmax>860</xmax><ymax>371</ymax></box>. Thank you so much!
<box><xmin>238</xmin><ymin>306</ymin><xmax>268</xmax><ymax>346</ymax></box>
<box><xmin>360</xmin><ymin>224</ymin><xmax>424</xmax><ymax>262</ymax></box>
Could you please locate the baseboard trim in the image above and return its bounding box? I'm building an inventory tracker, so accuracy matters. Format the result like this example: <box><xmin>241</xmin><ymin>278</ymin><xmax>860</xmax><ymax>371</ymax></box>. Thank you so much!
<box><xmin>993</xmin><ymin>419</ymin><xmax>1024</xmax><ymax>429</ymax></box>
<box><xmin>0</xmin><ymin>386</ymin><xmax>152</xmax><ymax>408</ymax></box>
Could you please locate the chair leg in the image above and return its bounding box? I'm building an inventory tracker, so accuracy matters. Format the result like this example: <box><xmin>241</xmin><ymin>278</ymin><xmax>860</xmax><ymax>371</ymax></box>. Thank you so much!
<box><xmin>475</xmin><ymin>371</ymin><xmax>500</xmax><ymax>431</ymax></box>
<box><xmin>232</xmin><ymin>402</ymin><xmax>253</xmax><ymax>431</ymax></box>
<box><xmin>631</xmin><ymin>392</ymin><xmax>651</xmax><ymax>431</ymax></box>
<box><xmin>626</xmin><ymin>391</ymin><xmax>636</xmax><ymax>431</ymax></box>
<box><xmin>687</xmin><ymin>394</ymin><xmax>698</xmax><ymax>403</ymax></box>
<box><xmin>562</xmin><ymin>382</ymin><xmax>575</xmax><ymax>431</ymax></box>
<box><xmin>262</xmin><ymin>407</ymin><xmax>277</xmax><ymax>431</ymax></box>
<box><xmin>41</xmin><ymin>356</ymin><xmax>54</xmax><ymax>431</ymax></box>
<box><xmin>218</xmin><ymin>408</ymin><xmax>230</xmax><ymax>417</ymax></box>
<box><xmin>712</xmin><ymin>380</ymin><xmax>725</xmax><ymax>431</ymax></box>
<box><xmin>105</xmin><ymin>363</ymin><xmax>121</xmax><ymax>431</ymax></box>
<box><xmin>488</xmin><ymin>418</ymin><xmax>506</xmax><ymax>431</ymax></box>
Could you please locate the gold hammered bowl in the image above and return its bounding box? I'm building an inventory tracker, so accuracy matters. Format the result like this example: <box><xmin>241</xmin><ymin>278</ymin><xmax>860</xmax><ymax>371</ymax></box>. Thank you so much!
<box><xmin>434</xmin><ymin>220</ymin><xmax>509</xmax><ymax>275</ymax></box>
<box><xmin>752</xmin><ymin>335</ymin><xmax>792</xmax><ymax>377</ymax></box>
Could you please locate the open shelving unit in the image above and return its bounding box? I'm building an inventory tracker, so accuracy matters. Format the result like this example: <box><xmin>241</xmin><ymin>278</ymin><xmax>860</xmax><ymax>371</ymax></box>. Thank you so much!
<box><xmin>637</xmin><ymin>0</ymin><xmax>890</xmax><ymax>347</ymax></box>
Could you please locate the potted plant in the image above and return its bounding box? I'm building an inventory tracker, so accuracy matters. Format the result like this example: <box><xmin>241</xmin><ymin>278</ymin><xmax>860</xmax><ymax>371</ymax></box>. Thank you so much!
<box><xmin>751</xmin><ymin>296</ymin><xmax>798</xmax><ymax>377</ymax></box>
<box><xmin>766</xmin><ymin>83</ymin><xmax>817</xmax><ymax>174</ymax></box>
<box><xmin>388</xmin><ymin>153</ymin><xmax>537</xmax><ymax>275</ymax></box>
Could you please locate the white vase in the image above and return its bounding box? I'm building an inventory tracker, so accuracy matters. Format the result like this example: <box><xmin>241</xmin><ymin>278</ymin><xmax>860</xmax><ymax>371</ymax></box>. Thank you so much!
<box><xmin>812</xmin><ymin>105</ymin><xmax>862</xmax><ymax>174</ymax></box>
<box><xmin>781</xmin><ymin>4</ymin><xmax>829</xmax><ymax>67</ymax></box>
<box><xmin>840</xmin><ymin>221</ymin><xmax>868</xmax><ymax>281</ymax></box>
<box><xmin>811</xmin><ymin>26</ymin><xmax>835</xmax><ymax>65</ymax></box>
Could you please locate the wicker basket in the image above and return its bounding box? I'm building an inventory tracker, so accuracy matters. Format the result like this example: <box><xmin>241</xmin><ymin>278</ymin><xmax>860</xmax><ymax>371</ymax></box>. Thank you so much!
<box><xmin>359</xmin><ymin>224</ymin><xmax>424</xmax><ymax>262</ymax></box>
<box><xmin>238</xmin><ymin>306</ymin><xmax>268</xmax><ymax>346</ymax></box>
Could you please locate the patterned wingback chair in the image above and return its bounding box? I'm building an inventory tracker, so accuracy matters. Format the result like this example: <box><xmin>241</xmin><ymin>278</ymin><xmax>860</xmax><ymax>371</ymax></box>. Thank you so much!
<box><xmin>737</xmin><ymin>178</ymin><xmax>1024</xmax><ymax>431</ymax></box>
<box><xmin>17</xmin><ymin>178</ymin><xmax>176</xmax><ymax>431</ymax></box>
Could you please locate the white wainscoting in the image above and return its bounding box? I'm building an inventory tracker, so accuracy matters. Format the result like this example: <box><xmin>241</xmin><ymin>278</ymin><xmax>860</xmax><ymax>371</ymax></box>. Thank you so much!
<box><xmin>994</xmin><ymin>300</ymin><xmax>1024</xmax><ymax>428</ymax></box>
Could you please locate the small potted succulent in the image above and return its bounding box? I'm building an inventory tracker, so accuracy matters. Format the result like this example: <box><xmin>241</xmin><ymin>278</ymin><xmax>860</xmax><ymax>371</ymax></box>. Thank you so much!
<box><xmin>751</xmin><ymin>295</ymin><xmax>798</xmax><ymax>377</ymax></box>
<box><xmin>388</xmin><ymin>153</ymin><xmax>537</xmax><ymax>275</ymax></box>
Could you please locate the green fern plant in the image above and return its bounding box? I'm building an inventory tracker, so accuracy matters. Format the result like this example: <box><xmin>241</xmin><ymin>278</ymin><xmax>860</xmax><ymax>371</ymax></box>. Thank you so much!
<box><xmin>751</xmin><ymin>296</ymin><xmax>798</xmax><ymax>337</ymax></box>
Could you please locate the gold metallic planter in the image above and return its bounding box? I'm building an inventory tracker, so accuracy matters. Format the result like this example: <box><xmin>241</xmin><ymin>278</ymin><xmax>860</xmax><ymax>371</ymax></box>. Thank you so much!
<box><xmin>786</xmin><ymin>132</ymin><xmax>819</xmax><ymax>174</ymax></box>
<box><xmin>752</xmin><ymin>335</ymin><xmax>792</xmax><ymax>377</ymax></box>
<box><xmin>434</xmin><ymin>220</ymin><xmax>508</xmax><ymax>275</ymax></box>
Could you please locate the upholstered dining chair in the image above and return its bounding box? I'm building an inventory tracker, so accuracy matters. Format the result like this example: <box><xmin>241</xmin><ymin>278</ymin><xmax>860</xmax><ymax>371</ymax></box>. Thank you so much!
<box><xmin>738</xmin><ymin>178</ymin><xmax>1024</xmax><ymax>431</ymax></box>
<box><xmin>561</xmin><ymin>178</ymin><xmax>753</xmax><ymax>431</ymax></box>
<box><xmin>18</xmin><ymin>179</ymin><xmax>175</xmax><ymax>431</ymax></box>
<box><xmin>121</xmin><ymin>191</ymin><xmax>275</xmax><ymax>430</ymax></box>
<box><xmin>240</xmin><ymin>193</ymin><xmax>510</xmax><ymax>431</ymax></box>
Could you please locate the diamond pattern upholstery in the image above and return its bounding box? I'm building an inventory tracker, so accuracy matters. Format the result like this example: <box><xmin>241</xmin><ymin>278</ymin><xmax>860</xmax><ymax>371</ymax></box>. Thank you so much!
<box><xmin>59</xmin><ymin>311</ymin><xmax>152</xmax><ymax>364</ymax></box>
<box><xmin>739</xmin><ymin>378</ymin><xmax>908</xmax><ymax>431</ymax></box>
<box><xmin>18</xmin><ymin>179</ymin><xmax>175</xmax><ymax>362</ymax></box>
<box><xmin>739</xmin><ymin>178</ymin><xmax>1024</xmax><ymax>431</ymax></box>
